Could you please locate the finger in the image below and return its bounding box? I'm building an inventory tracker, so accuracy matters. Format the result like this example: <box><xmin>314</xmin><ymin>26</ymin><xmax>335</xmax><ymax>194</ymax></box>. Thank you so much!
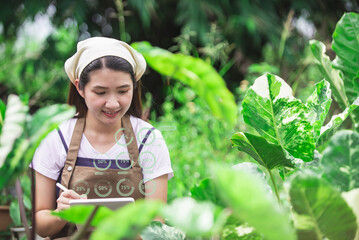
<box><xmin>61</xmin><ymin>189</ymin><xmax>82</xmax><ymax>199</ymax></box>
<box><xmin>57</xmin><ymin>201</ymin><xmax>71</xmax><ymax>211</ymax></box>
<box><xmin>57</xmin><ymin>194</ymin><xmax>70</xmax><ymax>205</ymax></box>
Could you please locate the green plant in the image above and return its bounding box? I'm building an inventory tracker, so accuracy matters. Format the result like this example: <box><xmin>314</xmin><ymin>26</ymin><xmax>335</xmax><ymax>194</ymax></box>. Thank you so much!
<box><xmin>40</xmin><ymin>11</ymin><xmax>359</xmax><ymax>240</ymax></box>
<box><xmin>131</xmin><ymin>41</ymin><xmax>238</xmax><ymax>128</ymax></box>
<box><xmin>0</xmin><ymin>94</ymin><xmax>75</xmax><ymax>189</ymax></box>
<box><xmin>0</xmin><ymin>94</ymin><xmax>75</xmax><ymax>240</ymax></box>
<box><xmin>309</xmin><ymin>12</ymin><xmax>359</xmax><ymax>130</ymax></box>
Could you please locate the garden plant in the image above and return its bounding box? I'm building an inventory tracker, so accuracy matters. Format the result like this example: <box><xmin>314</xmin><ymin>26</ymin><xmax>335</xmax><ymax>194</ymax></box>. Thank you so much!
<box><xmin>0</xmin><ymin>1</ymin><xmax>358</xmax><ymax>239</ymax></box>
<box><xmin>41</xmin><ymin>11</ymin><xmax>359</xmax><ymax>240</ymax></box>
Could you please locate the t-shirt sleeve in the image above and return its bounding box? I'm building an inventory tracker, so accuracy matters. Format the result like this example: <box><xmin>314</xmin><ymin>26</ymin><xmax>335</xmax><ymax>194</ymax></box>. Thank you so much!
<box><xmin>139</xmin><ymin>128</ymin><xmax>174</xmax><ymax>183</ymax></box>
<box><xmin>30</xmin><ymin>129</ymin><xmax>66</xmax><ymax>180</ymax></box>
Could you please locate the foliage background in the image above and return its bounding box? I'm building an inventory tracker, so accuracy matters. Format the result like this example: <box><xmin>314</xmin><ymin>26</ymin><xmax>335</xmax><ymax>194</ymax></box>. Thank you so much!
<box><xmin>0</xmin><ymin>0</ymin><xmax>358</xmax><ymax>205</ymax></box>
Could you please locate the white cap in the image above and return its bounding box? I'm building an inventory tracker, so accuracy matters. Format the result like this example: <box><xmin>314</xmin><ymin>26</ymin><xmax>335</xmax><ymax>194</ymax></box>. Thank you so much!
<box><xmin>64</xmin><ymin>37</ymin><xmax>146</xmax><ymax>83</ymax></box>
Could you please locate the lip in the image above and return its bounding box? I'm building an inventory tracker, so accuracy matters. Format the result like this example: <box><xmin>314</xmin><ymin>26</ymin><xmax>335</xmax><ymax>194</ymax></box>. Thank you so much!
<box><xmin>102</xmin><ymin>110</ymin><xmax>120</xmax><ymax>118</ymax></box>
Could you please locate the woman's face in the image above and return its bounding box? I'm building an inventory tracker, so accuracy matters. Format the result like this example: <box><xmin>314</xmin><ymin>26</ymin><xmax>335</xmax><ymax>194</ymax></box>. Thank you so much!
<box><xmin>76</xmin><ymin>68</ymin><xmax>133</xmax><ymax>127</ymax></box>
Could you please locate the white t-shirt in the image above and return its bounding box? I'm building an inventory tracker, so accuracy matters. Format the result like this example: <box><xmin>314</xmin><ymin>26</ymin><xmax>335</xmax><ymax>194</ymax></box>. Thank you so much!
<box><xmin>31</xmin><ymin>115</ymin><xmax>173</xmax><ymax>183</ymax></box>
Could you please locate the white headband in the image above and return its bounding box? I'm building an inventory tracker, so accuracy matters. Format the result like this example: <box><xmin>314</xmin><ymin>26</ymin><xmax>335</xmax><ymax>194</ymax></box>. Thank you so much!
<box><xmin>64</xmin><ymin>37</ymin><xmax>146</xmax><ymax>83</ymax></box>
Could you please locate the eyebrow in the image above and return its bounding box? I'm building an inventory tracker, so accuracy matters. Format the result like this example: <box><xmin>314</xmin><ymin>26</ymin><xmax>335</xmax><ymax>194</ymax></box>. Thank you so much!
<box><xmin>92</xmin><ymin>84</ymin><xmax>131</xmax><ymax>89</ymax></box>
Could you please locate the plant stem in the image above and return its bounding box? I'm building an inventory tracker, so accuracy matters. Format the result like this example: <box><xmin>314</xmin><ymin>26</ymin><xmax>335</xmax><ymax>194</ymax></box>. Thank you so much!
<box><xmin>268</xmin><ymin>169</ymin><xmax>281</xmax><ymax>206</ymax></box>
<box><xmin>71</xmin><ymin>205</ymin><xmax>99</xmax><ymax>240</ymax></box>
<box><xmin>116</xmin><ymin>0</ymin><xmax>127</xmax><ymax>42</ymax></box>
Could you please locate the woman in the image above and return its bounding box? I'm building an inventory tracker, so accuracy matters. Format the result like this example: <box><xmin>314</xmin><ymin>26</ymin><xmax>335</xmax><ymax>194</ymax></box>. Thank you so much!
<box><xmin>31</xmin><ymin>37</ymin><xmax>173</xmax><ymax>238</ymax></box>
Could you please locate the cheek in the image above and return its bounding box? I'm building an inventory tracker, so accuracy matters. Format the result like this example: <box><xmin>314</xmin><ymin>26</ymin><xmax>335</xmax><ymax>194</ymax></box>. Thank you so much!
<box><xmin>121</xmin><ymin>92</ymin><xmax>133</xmax><ymax>108</ymax></box>
<box><xmin>85</xmin><ymin>95</ymin><xmax>104</xmax><ymax>108</ymax></box>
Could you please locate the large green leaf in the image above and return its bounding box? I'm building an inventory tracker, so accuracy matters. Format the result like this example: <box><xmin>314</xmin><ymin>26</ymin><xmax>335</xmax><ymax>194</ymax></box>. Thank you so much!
<box><xmin>141</xmin><ymin>221</ymin><xmax>185</xmax><ymax>240</ymax></box>
<box><xmin>0</xmin><ymin>95</ymin><xmax>28</xmax><ymax>168</ymax></box>
<box><xmin>332</xmin><ymin>12</ymin><xmax>359</xmax><ymax>104</ymax></box>
<box><xmin>52</xmin><ymin>205</ymin><xmax>113</xmax><ymax>226</ymax></box>
<box><xmin>242</xmin><ymin>73</ymin><xmax>315</xmax><ymax>162</ymax></box>
<box><xmin>10</xmin><ymin>200</ymin><xmax>21</xmax><ymax>227</ymax></box>
<box><xmin>162</xmin><ymin>197</ymin><xmax>228</xmax><ymax>237</ymax></box>
<box><xmin>25</xmin><ymin>104</ymin><xmax>76</xmax><ymax>165</ymax></box>
<box><xmin>91</xmin><ymin>200</ymin><xmax>162</xmax><ymax>240</ymax></box>
<box><xmin>212</xmin><ymin>165</ymin><xmax>296</xmax><ymax>240</ymax></box>
<box><xmin>289</xmin><ymin>171</ymin><xmax>357</xmax><ymax>240</ymax></box>
<box><xmin>131</xmin><ymin>41</ymin><xmax>237</xmax><ymax>127</ymax></box>
<box><xmin>221</xmin><ymin>215</ymin><xmax>262</xmax><ymax>240</ymax></box>
<box><xmin>322</xmin><ymin>130</ymin><xmax>359</xmax><ymax>192</ymax></box>
<box><xmin>342</xmin><ymin>189</ymin><xmax>359</xmax><ymax>240</ymax></box>
<box><xmin>231</xmin><ymin>132</ymin><xmax>293</xmax><ymax>170</ymax></box>
<box><xmin>190</xmin><ymin>178</ymin><xmax>225</xmax><ymax>207</ymax></box>
<box><xmin>317</xmin><ymin>97</ymin><xmax>359</xmax><ymax>146</ymax></box>
<box><xmin>309</xmin><ymin>40</ymin><xmax>349</xmax><ymax>110</ymax></box>
<box><xmin>305</xmin><ymin>80</ymin><xmax>332</xmax><ymax>141</ymax></box>
<box><xmin>0</xmin><ymin>103</ymin><xmax>75</xmax><ymax>190</ymax></box>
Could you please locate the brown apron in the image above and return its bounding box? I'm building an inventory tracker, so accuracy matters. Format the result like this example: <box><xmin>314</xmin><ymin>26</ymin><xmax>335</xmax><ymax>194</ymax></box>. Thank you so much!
<box><xmin>52</xmin><ymin>114</ymin><xmax>146</xmax><ymax>238</ymax></box>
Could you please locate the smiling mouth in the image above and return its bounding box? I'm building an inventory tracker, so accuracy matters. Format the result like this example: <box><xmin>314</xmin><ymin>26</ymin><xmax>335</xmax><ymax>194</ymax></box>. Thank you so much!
<box><xmin>102</xmin><ymin>110</ymin><xmax>120</xmax><ymax>118</ymax></box>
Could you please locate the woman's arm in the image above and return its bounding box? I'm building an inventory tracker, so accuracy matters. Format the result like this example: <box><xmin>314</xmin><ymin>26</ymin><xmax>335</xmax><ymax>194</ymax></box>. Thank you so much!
<box><xmin>144</xmin><ymin>174</ymin><xmax>168</xmax><ymax>202</ymax></box>
<box><xmin>35</xmin><ymin>171</ymin><xmax>84</xmax><ymax>237</ymax></box>
<box><xmin>144</xmin><ymin>174</ymin><xmax>168</xmax><ymax>223</ymax></box>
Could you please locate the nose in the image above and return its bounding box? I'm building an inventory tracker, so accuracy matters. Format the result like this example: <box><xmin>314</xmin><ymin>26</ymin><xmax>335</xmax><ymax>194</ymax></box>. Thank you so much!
<box><xmin>105</xmin><ymin>95</ymin><xmax>120</xmax><ymax>108</ymax></box>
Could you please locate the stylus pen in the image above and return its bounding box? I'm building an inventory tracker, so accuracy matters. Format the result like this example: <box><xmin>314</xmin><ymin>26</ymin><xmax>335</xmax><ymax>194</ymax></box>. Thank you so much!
<box><xmin>56</xmin><ymin>183</ymin><xmax>69</xmax><ymax>192</ymax></box>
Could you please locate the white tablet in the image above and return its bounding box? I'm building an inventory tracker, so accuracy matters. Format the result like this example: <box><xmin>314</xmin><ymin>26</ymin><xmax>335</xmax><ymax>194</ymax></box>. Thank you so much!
<box><xmin>69</xmin><ymin>197</ymin><xmax>135</xmax><ymax>210</ymax></box>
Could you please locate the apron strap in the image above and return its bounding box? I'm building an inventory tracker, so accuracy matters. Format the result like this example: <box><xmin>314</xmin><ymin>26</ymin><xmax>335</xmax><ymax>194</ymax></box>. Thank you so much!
<box><xmin>121</xmin><ymin>114</ymin><xmax>140</xmax><ymax>169</ymax></box>
<box><xmin>60</xmin><ymin>115</ymin><xmax>141</xmax><ymax>191</ymax></box>
<box><xmin>60</xmin><ymin>118</ymin><xmax>85</xmax><ymax>190</ymax></box>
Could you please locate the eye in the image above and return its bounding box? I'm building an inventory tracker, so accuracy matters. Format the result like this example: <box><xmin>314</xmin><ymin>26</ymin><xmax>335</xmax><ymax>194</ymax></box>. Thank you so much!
<box><xmin>119</xmin><ymin>90</ymin><xmax>129</xmax><ymax>94</ymax></box>
<box><xmin>95</xmin><ymin>92</ymin><xmax>105</xmax><ymax>95</ymax></box>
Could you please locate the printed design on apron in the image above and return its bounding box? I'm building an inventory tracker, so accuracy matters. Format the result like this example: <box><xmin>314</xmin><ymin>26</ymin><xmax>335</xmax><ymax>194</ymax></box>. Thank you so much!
<box><xmin>56</xmin><ymin>115</ymin><xmax>156</xmax><ymax>199</ymax></box>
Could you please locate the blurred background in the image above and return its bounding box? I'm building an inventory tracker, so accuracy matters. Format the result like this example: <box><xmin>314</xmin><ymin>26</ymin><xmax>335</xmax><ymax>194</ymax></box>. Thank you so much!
<box><xmin>0</xmin><ymin>0</ymin><xmax>358</xmax><ymax>202</ymax></box>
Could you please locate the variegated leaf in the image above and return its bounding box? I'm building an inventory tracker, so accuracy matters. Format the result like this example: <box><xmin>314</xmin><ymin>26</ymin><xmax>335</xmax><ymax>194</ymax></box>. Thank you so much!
<box><xmin>242</xmin><ymin>73</ymin><xmax>315</xmax><ymax>162</ymax></box>
<box><xmin>317</xmin><ymin>97</ymin><xmax>359</xmax><ymax>146</ymax></box>
<box><xmin>305</xmin><ymin>80</ymin><xmax>332</xmax><ymax>140</ymax></box>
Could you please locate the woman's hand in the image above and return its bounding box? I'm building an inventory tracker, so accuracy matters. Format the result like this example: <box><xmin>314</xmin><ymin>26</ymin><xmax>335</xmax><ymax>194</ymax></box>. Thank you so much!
<box><xmin>56</xmin><ymin>190</ymin><xmax>87</xmax><ymax>211</ymax></box>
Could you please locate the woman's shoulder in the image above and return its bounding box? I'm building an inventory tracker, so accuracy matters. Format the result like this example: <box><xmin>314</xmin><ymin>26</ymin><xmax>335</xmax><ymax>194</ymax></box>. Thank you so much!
<box><xmin>58</xmin><ymin>118</ymin><xmax>79</xmax><ymax>136</ymax></box>
<box><xmin>129</xmin><ymin>115</ymin><xmax>155</xmax><ymax>130</ymax></box>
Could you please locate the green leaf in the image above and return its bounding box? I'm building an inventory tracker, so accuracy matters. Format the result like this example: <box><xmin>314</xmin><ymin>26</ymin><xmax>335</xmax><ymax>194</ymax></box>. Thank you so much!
<box><xmin>309</xmin><ymin>40</ymin><xmax>349</xmax><ymax>110</ymax></box>
<box><xmin>131</xmin><ymin>41</ymin><xmax>238</xmax><ymax>127</ymax></box>
<box><xmin>52</xmin><ymin>205</ymin><xmax>113</xmax><ymax>226</ymax></box>
<box><xmin>141</xmin><ymin>221</ymin><xmax>185</xmax><ymax>240</ymax></box>
<box><xmin>91</xmin><ymin>200</ymin><xmax>162</xmax><ymax>240</ymax></box>
<box><xmin>212</xmin><ymin>165</ymin><xmax>296</xmax><ymax>240</ymax></box>
<box><xmin>0</xmin><ymin>139</ymin><xmax>30</xmax><ymax>190</ymax></box>
<box><xmin>242</xmin><ymin>73</ymin><xmax>315</xmax><ymax>162</ymax></box>
<box><xmin>322</xmin><ymin>130</ymin><xmax>359</xmax><ymax>192</ymax></box>
<box><xmin>24</xmin><ymin>104</ymin><xmax>75</xmax><ymax>169</ymax></box>
<box><xmin>231</xmin><ymin>132</ymin><xmax>293</xmax><ymax>169</ymax></box>
<box><xmin>332</xmin><ymin>12</ymin><xmax>359</xmax><ymax>105</ymax></box>
<box><xmin>0</xmin><ymin>99</ymin><xmax>5</xmax><ymax>133</ymax></box>
<box><xmin>221</xmin><ymin>216</ymin><xmax>262</xmax><ymax>240</ymax></box>
<box><xmin>27</xmin><ymin>104</ymin><xmax>75</xmax><ymax>142</ymax></box>
<box><xmin>0</xmin><ymin>103</ymin><xmax>75</xmax><ymax>190</ymax></box>
<box><xmin>342</xmin><ymin>189</ymin><xmax>359</xmax><ymax>240</ymax></box>
<box><xmin>22</xmin><ymin>195</ymin><xmax>32</xmax><ymax>210</ymax></box>
<box><xmin>317</xmin><ymin>97</ymin><xmax>359</xmax><ymax>146</ymax></box>
<box><xmin>289</xmin><ymin>171</ymin><xmax>357</xmax><ymax>240</ymax></box>
<box><xmin>10</xmin><ymin>200</ymin><xmax>21</xmax><ymax>227</ymax></box>
<box><xmin>190</xmin><ymin>178</ymin><xmax>225</xmax><ymax>207</ymax></box>
<box><xmin>0</xmin><ymin>95</ymin><xmax>28</xmax><ymax>167</ymax></box>
<box><xmin>305</xmin><ymin>80</ymin><xmax>332</xmax><ymax>140</ymax></box>
<box><xmin>163</xmin><ymin>197</ymin><xmax>228</xmax><ymax>237</ymax></box>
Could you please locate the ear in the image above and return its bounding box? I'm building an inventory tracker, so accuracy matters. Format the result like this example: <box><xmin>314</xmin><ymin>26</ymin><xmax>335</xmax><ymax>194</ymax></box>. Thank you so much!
<box><xmin>74</xmin><ymin>79</ymin><xmax>84</xmax><ymax>98</ymax></box>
